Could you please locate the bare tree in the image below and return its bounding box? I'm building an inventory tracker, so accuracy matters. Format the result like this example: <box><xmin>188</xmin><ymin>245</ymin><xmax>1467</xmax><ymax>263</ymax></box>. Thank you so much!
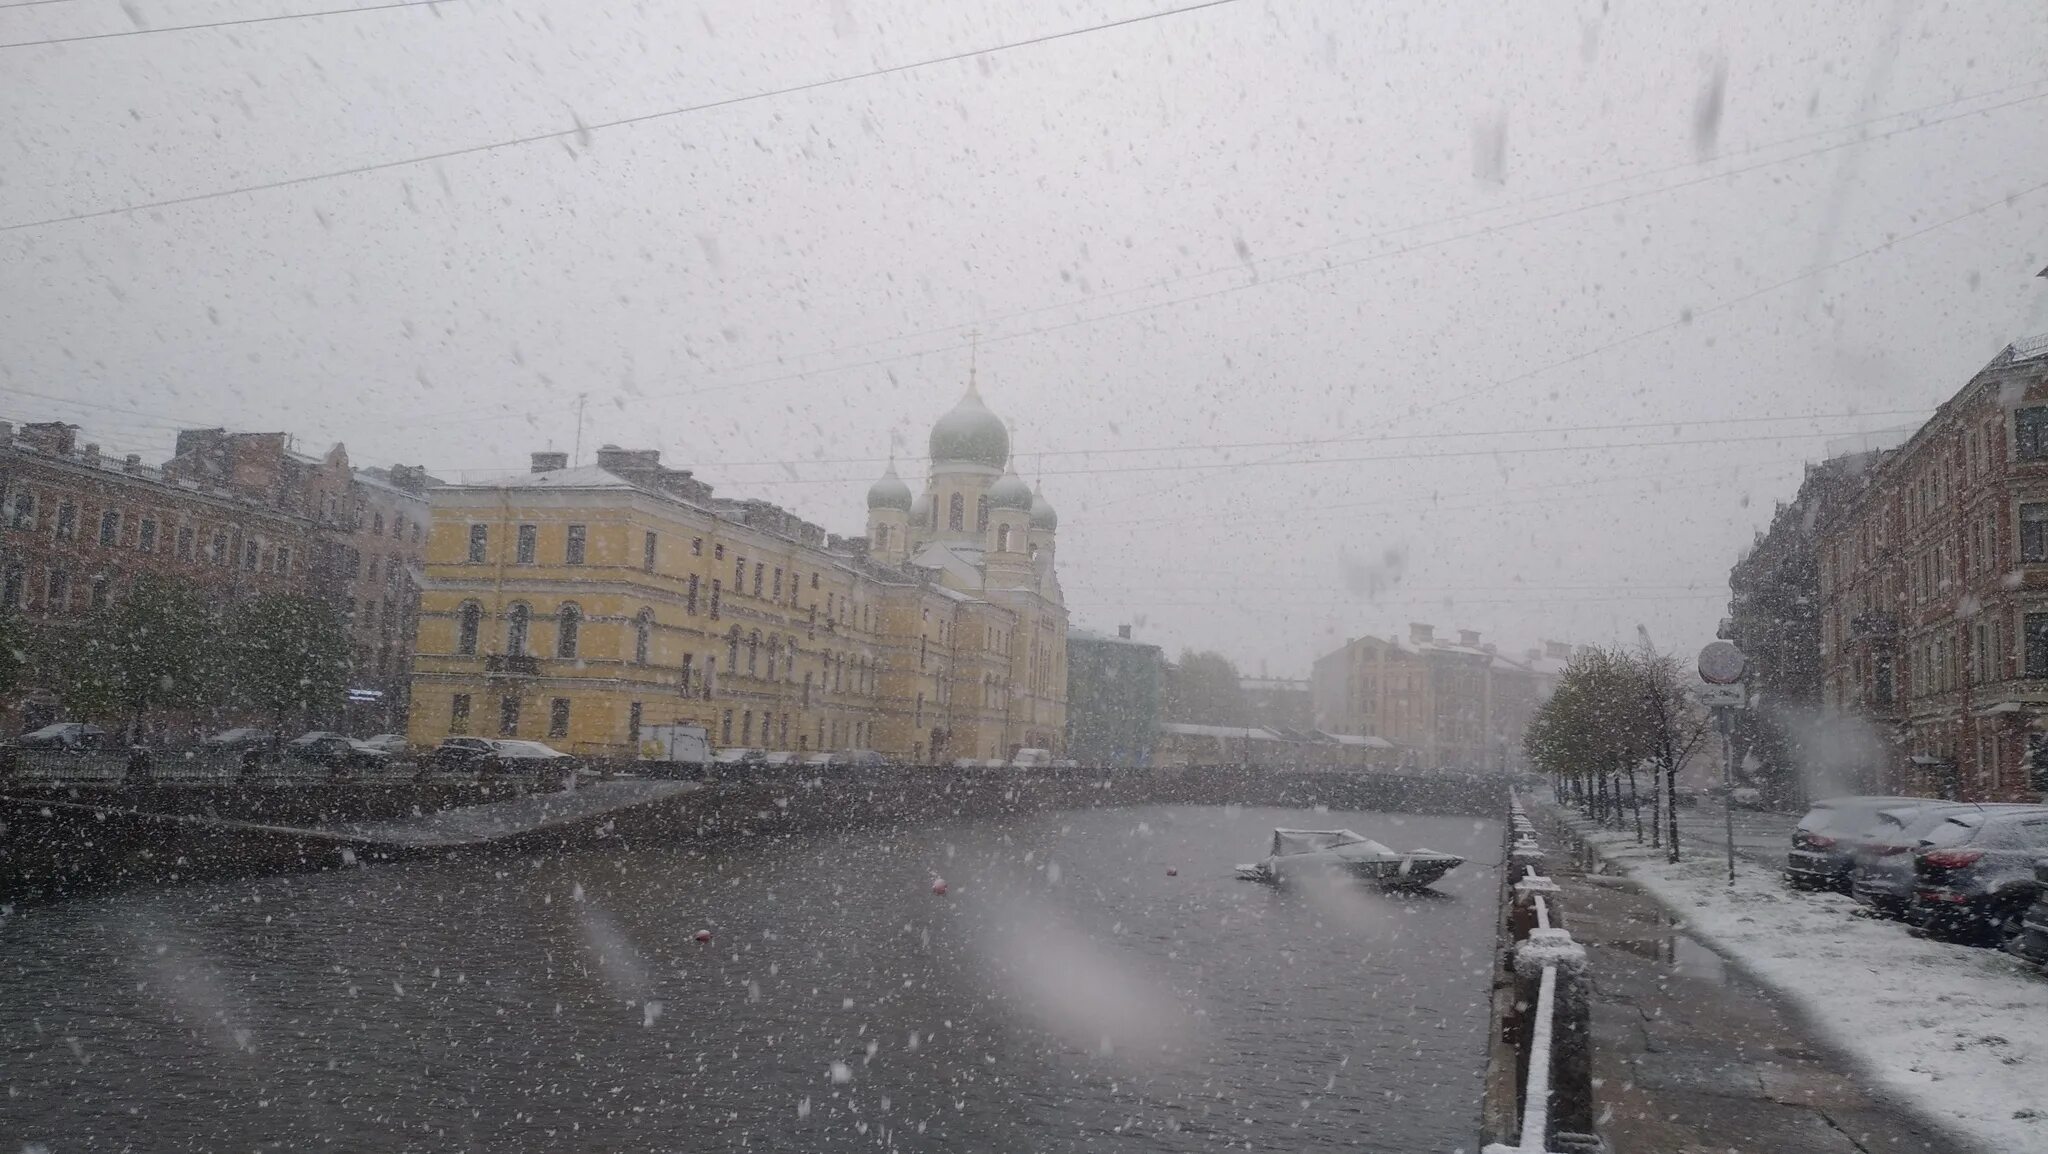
<box><xmin>1634</xmin><ymin>647</ymin><xmax>1713</xmax><ymax>863</ymax></box>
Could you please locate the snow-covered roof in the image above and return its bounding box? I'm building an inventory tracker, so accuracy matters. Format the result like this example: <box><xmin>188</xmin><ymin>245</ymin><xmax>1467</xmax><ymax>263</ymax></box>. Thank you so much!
<box><xmin>2011</xmin><ymin>331</ymin><xmax>2048</xmax><ymax>363</ymax></box>
<box><xmin>454</xmin><ymin>464</ymin><xmax>637</xmax><ymax>490</ymax></box>
<box><xmin>1158</xmin><ymin>722</ymin><xmax>1286</xmax><ymax>741</ymax></box>
<box><xmin>1320</xmin><ymin>732</ymin><xmax>1397</xmax><ymax>748</ymax></box>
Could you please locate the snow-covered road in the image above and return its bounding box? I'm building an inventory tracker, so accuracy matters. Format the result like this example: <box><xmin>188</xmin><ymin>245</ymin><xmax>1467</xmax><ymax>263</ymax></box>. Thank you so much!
<box><xmin>1542</xmin><ymin>799</ymin><xmax>2048</xmax><ymax>1153</ymax></box>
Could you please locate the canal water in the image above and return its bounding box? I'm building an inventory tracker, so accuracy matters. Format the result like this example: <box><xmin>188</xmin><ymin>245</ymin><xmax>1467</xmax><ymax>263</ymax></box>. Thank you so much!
<box><xmin>0</xmin><ymin>804</ymin><xmax>1502</xmax><ymax>1152</ymax></box>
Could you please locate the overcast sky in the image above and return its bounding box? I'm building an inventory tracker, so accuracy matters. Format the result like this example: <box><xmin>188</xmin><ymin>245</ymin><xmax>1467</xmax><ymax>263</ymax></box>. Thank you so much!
<box><xmin>5</xmin><ymin>0</ymin><xmax>2047</xmax><ymax>674</ymax></box>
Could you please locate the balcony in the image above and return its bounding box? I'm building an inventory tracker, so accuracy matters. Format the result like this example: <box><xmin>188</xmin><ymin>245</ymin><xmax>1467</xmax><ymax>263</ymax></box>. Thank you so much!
<box><xmin>485</xmin><ymin>653</ymin><xmax>540</xmax><ymax>676</ymax></box>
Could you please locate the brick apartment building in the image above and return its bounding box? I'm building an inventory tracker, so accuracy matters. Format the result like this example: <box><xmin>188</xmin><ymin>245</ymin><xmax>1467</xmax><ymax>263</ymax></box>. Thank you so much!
<box><xmin>1817</xmin><ymin>334</ymin><xmax>2048</xmax><ymax>801</ymax></box>
<box><xmin>0</xmin><ymin>420</ymin><xmax>432</xmax><ymax>733</ymax></box>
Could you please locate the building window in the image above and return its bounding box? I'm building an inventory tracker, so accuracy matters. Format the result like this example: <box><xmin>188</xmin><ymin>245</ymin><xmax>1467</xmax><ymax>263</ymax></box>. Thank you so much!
<box><xmin>735</xmin><ymin>557</ymin><xmax>746</xmax><ymax>593</ymax></box>
<box><xmin>98</xmin><ymin>508</ymin><xmax>121</xmax><ymax>547</ymax></box>
<box><xmin>687</xmin><ymin>574</ymin><xmax>700</xmax><ymax>615</ymax></box>
<box><xmin>210</xmin><ymin>531</ymin><xmax>227</xmax><ymax>564</ymax></box>
<box><xmin>1</xmin><ymin>563</ymin><xmax>21</xmax><ymax>609</ymax></box>
<box><xmin>2028</xmin><ymin>613</ymin><xmax>2048</xmax><ymax>678</ymax></box>
<box><xmin>742</xmin><ymin>710</ymin><xmax>753</xmax><ymax>745</ymax></box>
<box><xmin>948</xmin><ymin>493</ymin><xmax>964</xmax><ymax>531</ymax></box>
<box><xmin>680</xmin><ymin>653</ymin><xmax>693</xmax><ymax>694</ymax></box>
<box><xmin>720</xmin><ymin>709</ymin><xmax>733</xmax><ymax>744</ymax></box>
<box><xmin>2023</xmin><ymin>504</ymin><xmax>2048</xmax><ymax>563</ymax></box>
<box><xmin>89</xmin><ymin>575</ymin><xmax>110</xmax><ymax>611</ymax></box>
<box><xmin>976</xmin><ymin>495</ymin><xmax>988</xmax><ymax>532</ymax></box>
<box><xmin>8</xmin><ymin>491</ymin><xmax>32</xmax><ymax>529</ymax></box>
<box><xmin>138</xmin><ymin>518</ymin><xmax>157</xmax><ymax>552</ymax></box>
<box><xmin>997</xmin><ymin>524</ymin><xmax>1010</xmax><ymax>552</ymax></box>
<box><xmin>507</xmin><ymin>603</ymin><xmax>531</xmax><ymax>654</ymax></box>
<box><xmin>2019</xmin><ymin>407</ymin><xmax>2048</xmax><ymax>461</ymax></box>
<box><xmin>875</xmin><ymin>525</ymin><xmax>889</xmax><ymax>550</ymax></box>
<box><xmin>747</xmin><ymin>629</ymin><xmax>760</xmax><ymax>675</ymax></box>
<box><xmin>456</xmin><ymin>601</ymin><xmax>482</xmax><ymax>655</ymax></box>
<box><xmin>709</xmin><ymin>579</ymin><xmax>721</xmax><ymax>619</ymax></box>
<box><xmin>691</xmin><ymin>537</ymin><xmax>703</xmax><ymax>556</ymax></box>
<box><xmin>45</xmin><ymin>568</ymin><xmax>68</xmax><ymax>612</ymax></box>
<box><xmin>516</xmin><ymin>524</ymin><xmax>537</xmax><ymax>564</ymax></box>
<box><xmin>274</xmin><ymin>546</ymin><xmax>291</xmax><ymax>575</ymax></box>
<box><xmin>753</xmin><ymin>563</ymin><xmax>764</xmax><ymax>597</ymax></box>
<box><xmin>55</xmin><ymin>502</ymin><xmax>76</xmax><ymax>540</ymax></box>
<box><xmin>499</xmin><ymin>695</ymin><xmax>521</xmax><ymax>736</ymax></box>
<box><xmin>634</xmin><ymin>609</ymin><xmax>653</xmax><ymax>665</ymax></box>
<box><xmin>565</xmin><ymin>524</ymin><xmax>587</xmax><ymax>565</ymax></box>
<box><xmin>727</xmin><ymin>626</ymin><xmax>741</xmax><ymax>671</ymax></box>
<box><xmin>450</xmin><ymin>693</ymin><xmax>472</xmax><ymax>734</ymax></box>
<box><xmin>372</xmin><ymin>512</ymin><xmax>384</xmax><ymax>535</ymax></box>
<box><xmin>175</xmin><ymin>526</ymin><xmax>193</xmax><ymax>560</ymax></box>
<box><xmin>556</xmin><ymin>603</ymin><xmax>581</xmax><ymax>658</ymax></box>
<box><xmin>643</xmin><ymin>531</ymin><xmax>658</xmax><ymax>572</ymax></box>
<box><xmin>468</xmin><ymin>523</ymin><xmax>489</xmax><ymax>563</ymax></box>
<box><xmin>548</xmin><ymin>697</ymin><xmax>571</xmax><ymax>738</ymax></box>
<box><xmin>243</xmin><ymin>540</ymin><xmax>259</xmax><ymax>570</ymax></box>
<box><xmin>811</xmin><ymin>572</ymin><xmax>819</xmax><ymax>589</ymax></box>
<box><xmin>714</xmin><ymin>543</ymin><xmax>724</xmax><ymax>560</ymax></box>
<box><xmin>628</xmin><ymin>702</ymin><xmax>643</xmax><ymax>748</ymax></box>
<box><xmin>773</xmin><ymin>567</ymin><xmax>783</xmax><ymax>598</ymax></box>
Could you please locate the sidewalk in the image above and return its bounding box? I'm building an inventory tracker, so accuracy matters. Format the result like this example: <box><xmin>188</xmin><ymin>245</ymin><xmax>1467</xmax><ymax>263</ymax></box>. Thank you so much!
<box><xmin>1526</xmin><ymin>803</ymin><xmax>1982</xmax><ymax>1154</ymax></box>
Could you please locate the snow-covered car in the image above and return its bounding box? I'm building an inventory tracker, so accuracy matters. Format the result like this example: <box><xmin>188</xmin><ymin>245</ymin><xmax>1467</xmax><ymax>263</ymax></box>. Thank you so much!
<box><xmin>1853</xmin><ymin>803</ymin><xmax>2042</xmax><ymax>916</ymax></box>
<box><xmin>489</xmin><ymin>739</ymin><xmax>576</xmax><ymax>766</ymax></box>
<box><xmin>357</xmin><ymin>733</ymin><xmax>408</xmax><ymax>755</ymax></box>
<box><xmin>16</xmin><ymin>722</ymin><xmax>108</xmax><ymax>751</ymax></box>
<box><xmin>1908</xmin><ymin>807</ymin><xmax>2048</xmax><ymax>943</ymax></box>
<box><xmin>285</xmin><ymin>731</ymin><xmax>391</xmax><ymax>770</ymax></box>
<box><xmin>430</xmin><ymin>737</ymin><xmax>497</xmax><ymax>769</ymax></box>
<box><xmin>1786</xmin><ymin>796</ymin><xmax>1936</xmax><ymax>891</ymax></box>
<box><xmin>202</xmin><ymin>727</ymin><xmax>269</xmax><ymax>750</ymax></box>
<box><xmin>712</xmin><ymin>748</ymin><xmax>767</xmax><ymax>767</ymax></box>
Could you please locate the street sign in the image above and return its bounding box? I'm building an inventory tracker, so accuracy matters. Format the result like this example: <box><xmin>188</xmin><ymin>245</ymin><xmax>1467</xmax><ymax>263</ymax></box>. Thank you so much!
<box><xmin>1698</xmin><ymin>641</ymin><xmax>1746</xmax><ymax>685</ymax></box>
<box><xmin>1697</xmin><ymin>683</ymin><xmax>1745</xmax><ymax>707</ymax></box>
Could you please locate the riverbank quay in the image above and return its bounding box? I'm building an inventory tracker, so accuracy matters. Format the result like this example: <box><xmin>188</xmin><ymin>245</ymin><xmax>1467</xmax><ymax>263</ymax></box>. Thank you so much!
<box><xmin>1531</xmin><ymin>798</ymin><xmax>2030</xmax><ymax>1153</ymax></box>
<box><xmin>3</xmin><ymin>765</ymin><xmax>1507</xmax><ymax>903</ymax></box>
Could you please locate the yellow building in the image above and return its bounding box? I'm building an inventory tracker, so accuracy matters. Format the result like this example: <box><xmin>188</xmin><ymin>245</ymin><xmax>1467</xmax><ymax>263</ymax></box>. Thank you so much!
<box><xmin>406</xmin><ymin>379</ymin><xmax>1067</xmax><ymax>762</ymax></box>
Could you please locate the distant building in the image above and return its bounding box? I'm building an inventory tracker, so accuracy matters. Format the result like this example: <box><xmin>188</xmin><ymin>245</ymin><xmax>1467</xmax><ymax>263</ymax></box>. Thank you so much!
<box><xmin>1311</xmin><ymin>624</ymin><xmax>1566</xmax><ymax>770</ymax></box>
<box><xmin>407</xmin><ymin>379</ymin><xmax>1068</xmax><ymax>761</ymax></box>
<box><xmin>1818</xmin><ymin>333</ymin><xmax>2048</xmax><ymax>801</ymax></box>
<box><xmin>1066</xmin><ymin>624</ymin><xmax>1165</xmax><ymax>766</ymax></box>
<box><xmin>1239</xmin><ymin>674</ymin><xmax>1312</xmax><ymax>731</ymax></box>
<box><xmin>0</xmin><ymin>419</ymin><xmax>430</xmax><ymax>731</ymax></box>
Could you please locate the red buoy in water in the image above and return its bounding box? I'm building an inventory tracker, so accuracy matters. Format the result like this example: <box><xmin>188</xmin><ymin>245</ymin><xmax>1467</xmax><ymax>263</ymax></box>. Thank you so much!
<box><xmin>931</xmin><ymin>878</ymin><xmax>949</xmax><ymax>896</ymax></box>
<box><xmin>1166</xmin><ymin>867</ymin><xmax>1178</xmax><ymax>877</ymax></box>
<box><xmin>694</xmin><ymin>929</ymin><xmax>713</xmax><ymax>943</ymax></box>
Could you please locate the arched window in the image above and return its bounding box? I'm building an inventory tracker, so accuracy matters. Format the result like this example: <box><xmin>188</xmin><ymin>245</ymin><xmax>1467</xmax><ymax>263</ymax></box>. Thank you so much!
<box><xmin>996</xmin><ymin>524</ymin><xmax>1011</xmax><ymax>553</ymax></box>
<box><xmin>875</xmin><ymin>525</ymin><xmax>889</xmax><ymax>549</ymax></box>
<box><xmin>976</xmin><ymin>496</ymin><xmax>988</xmax><ymax>532</ymax></box>
<box><xmin>556</xmin><ymin>603</ymin><xmax>581</xmax><ymax>658</ymax></box>
<box><xmin>506</xmin><ymin>603</ymin><xmax>531</xmax><ymax>654</ymax></box>
<box><xmin>634</xmin><ymin>609</ymin><xmax>653</xmax><ymax>665</ymax></box>
<box><xmin>948</xmin><ymin>493</ymin><xmax>964</xmax><ymax>531</ymax></box>
<box><xmin>456</xmin><ymin>600</ymin><xmax>481</xmax><ymax>655</ymax></box>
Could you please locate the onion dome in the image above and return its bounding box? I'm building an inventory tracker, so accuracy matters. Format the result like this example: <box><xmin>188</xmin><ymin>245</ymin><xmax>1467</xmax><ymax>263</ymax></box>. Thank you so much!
<box><xmin>987</xmin><ymin>468</ymin><xmax>1033</xmax><ymax>511</ymax></box>
<box><xmin>927</xmin><ymin>379</ymin><xmax>1010</xmax><ymax>468</ymax></box>
<box><xmin>866</xmin><ymin>459</ymin><xmax>914</xmax><ymax>512</ymax></box>
<box><xmin>1030</xmin><ymin>486</ymin><xmax>1058</xmax><ymax>531</ymax></box>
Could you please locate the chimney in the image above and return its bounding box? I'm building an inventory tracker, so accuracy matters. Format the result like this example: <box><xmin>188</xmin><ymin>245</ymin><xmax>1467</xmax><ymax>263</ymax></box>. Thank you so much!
<box><xmin>1459</xmin><ymin>629</ymin><xmax>1480</xmax><ymax>647</ymax></box>
<box><xmin>387</xmin><ymin>464</ymin><xmax>430</xmax><ymax>494</ymax></box>
<box><xmin>530</xmin><ymin>451</ymin><xmax>568</xmax><ymax>473</ymax></box>
<box><xmin>1409</xmin><ymin>623</ymin><xmax>1434</xmax><ymax>644</ymax></box>
<box><xmin>81</xmin><ymin>443</ymin><xmax>100</xmax><ymax>466</ymax></box>
<box><xmin>173</xmin><ymin>427</ymin><xmax>226</xmax><ymax>460</ymax></box>
<box><xmin>124</xmin><ymin>453</ymin><xmax>144</xmax><ymax>473</ymax></box>
<box><xmin>20</xmin><ymin>422</ymin><xmax>78</xmax><ymax>456</ymax></box>
<box><xmin>1118</xmin><ymin>624</ymin><xmax>1132</xmax><ymax>640</ymax></box>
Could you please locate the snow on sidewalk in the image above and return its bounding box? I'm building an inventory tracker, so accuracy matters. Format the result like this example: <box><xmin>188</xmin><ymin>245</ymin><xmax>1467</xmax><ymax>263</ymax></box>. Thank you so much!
<box><xmin>1541</xmin><ymin>800</ymin><xmax>2048</xmax><ymax>1153</ymax></box>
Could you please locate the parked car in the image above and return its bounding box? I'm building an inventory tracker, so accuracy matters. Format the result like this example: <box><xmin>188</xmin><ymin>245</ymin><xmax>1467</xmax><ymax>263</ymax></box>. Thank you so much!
<box><xmin>2004</xmin><ymin>858</ymin><xmax>2048</xmax><ymax>967</ymax></box>
<box><xmin>1728</xmin><ymin>787</ymin><xmax>1764</xmax><ymax>810</ymax></box>
<box><xmin>489</xmin><ymin>740</ymin><xmax>576</xmax><ymax>766</ymax></box>
<box><xmin>762</xmin><ymin>751</ymin><xmax>800</xmax><ymax>767</ymax></box>
<box><xmin>1785</xmin><ymin>796</ymin><xmax>1938</xmax><ymax>890</ymax></box>
<box><xmin>1009</xmin><ymin>747</ymin><xmax>1054</xmax><ymax>769</ymax></box>
<box><xmin>950</xmin><ymin>756</ymin><xmax>984</xmax><ymax>769</ymax></box>
<box><xmin>285</xmin><ymin>731</ymin><xmax>391</xmax><ymax>770</ymax></box>
<box><xmin>1851</xmin><ymin>803</ymin><xmax>2042</xmax><ymax>915</ymax></box>
<box><xmin>804</xmin><ymin>751</ymin><xmax>841</xmax><ymax>768</ymax></box>
<box><xmin>712</xmin><ymin>748</ymin><xmax>768</xmax><ymax>768</ymax></box>
<box><xmin>202</xmin><ymin>727</ymin><xmax>269</xmax><ymax>751</ymax></box>
<box><xmin>356</xmin><ymin>733</ymin><xmax>408</xmax><ymax>755</ymax></box>
<box><xmin>1908</xmin><ymin>807</ymin><xmax>2048</xmax><ymax>943</ymax></box>
<box><xmin>430</xmin><ymin>736</ymin><xmax>498</xmax><ymax>769</ymax></box>
<box><xmin>839</xmin><ymin>749</ymin><xmax>888</xmax><ymax>768</ymax></box>
<box><xmin>16</xmin><ymin>722</ymin><xmax>108</xmax><ymax>752</ymax></box>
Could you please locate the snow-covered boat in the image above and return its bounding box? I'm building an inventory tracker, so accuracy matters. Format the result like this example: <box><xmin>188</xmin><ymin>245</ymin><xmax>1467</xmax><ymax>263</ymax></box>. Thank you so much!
<box><xmin>1234</xmin><ymin>828</ymin><xmax>1464</xmax><ymax>891</ymax></box>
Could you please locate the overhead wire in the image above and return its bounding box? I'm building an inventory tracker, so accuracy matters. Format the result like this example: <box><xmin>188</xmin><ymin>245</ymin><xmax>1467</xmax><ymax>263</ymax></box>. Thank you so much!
<box><xmin>0</xmin><ymin>0</ymin><xmax>1248</xmax><ymax>232</ymax></box>
<box><xmin>0</xmin><ymin>0</ymin><xmax>447</xmax><ymax>49</ymax></box>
